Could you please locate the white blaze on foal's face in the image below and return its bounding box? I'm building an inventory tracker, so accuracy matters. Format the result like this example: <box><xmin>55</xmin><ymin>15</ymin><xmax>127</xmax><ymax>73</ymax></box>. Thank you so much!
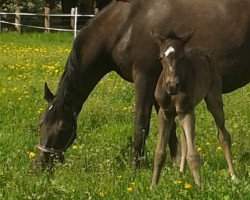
<box><xmin>164</xmin><ymin>46</ymin><xmax>175</xmax><ymax>57</ymax></box>
<box><xmin>164</xmin><ymin>46</ymin><xmax>175</xmax><ymax>72</ymax></box>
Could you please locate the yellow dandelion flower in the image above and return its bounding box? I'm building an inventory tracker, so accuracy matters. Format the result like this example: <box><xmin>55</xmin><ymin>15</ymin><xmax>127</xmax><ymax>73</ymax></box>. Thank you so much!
<box><xmin>12</xmin><ymin>87</ymin><xmax>17</xmax><ymax>92</ymax></box>
<box><xmin>117</xmin><ymin>175</ymin><xmax>122</xmax><ymax>179</ymax></box>
<box><xmin>174</xmin><ymin>180</ymin><xmax>182</xmax><ymax>184</ymax></box>
<box><xmin>27</xmin><ymin>151</ymin><xmax>36</xmax><ymax>158</ymax></box>
<box><xmin>206</xmin><ymin>142</ymin><xmax>210</xmax><ymax>146</ymax></box>
<box><xmin>184</xmin><ymin>182</ymin><xmax>192</xmax><ymax>189</ymax></box>
<box><xmin>37</xmin><ymin>108</ymin><xmax>44</xmax><ymax>114</ymax></box>
<box><xmin>72</xmin><ymin>144</ymin><xmax>78</xmax><ymax>150</ymax></box>
<box><xmin>99</xmin><ymin>191</ymin><xmax>105</xmax><ymax>197</ymax></box>
<box><xmin>123</xmin><ymin>107</ymin><xmax>128</xmax><ymax>111</ymax></box>
<box><xmin>217</xmin><ymin>146</ymin><xmax>222</xmax><ymax>151</ymax></box>
<box><xmin>127</xmin><ymin>187</ymin><xmax>133</xmax><ymax>192</ymax></box>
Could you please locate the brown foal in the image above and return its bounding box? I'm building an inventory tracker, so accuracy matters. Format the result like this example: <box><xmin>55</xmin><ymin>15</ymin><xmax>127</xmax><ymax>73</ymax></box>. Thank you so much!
<box><xmin>151</xmin><ymin>30</ymin><xmax>237</xmax><ymax>188</ymax></box>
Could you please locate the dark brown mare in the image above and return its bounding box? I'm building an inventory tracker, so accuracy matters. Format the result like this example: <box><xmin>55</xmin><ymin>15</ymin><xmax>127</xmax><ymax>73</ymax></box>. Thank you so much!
<box><xmin>35</xmin><ymin>0</ymin><xmax>250</xmax><ymax>169</ymax></box>
<box><xmin>150</xmin><ymin>31</ymin><xmax>236</xmax><ymax>188</ymax></box>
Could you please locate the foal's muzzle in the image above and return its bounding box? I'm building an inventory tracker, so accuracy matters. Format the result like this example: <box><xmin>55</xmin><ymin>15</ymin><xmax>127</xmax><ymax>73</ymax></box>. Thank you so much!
<box><xmin>166</xmin><ymin>81</ymin><xmax>180</xmax><ymax>95</ymax></box>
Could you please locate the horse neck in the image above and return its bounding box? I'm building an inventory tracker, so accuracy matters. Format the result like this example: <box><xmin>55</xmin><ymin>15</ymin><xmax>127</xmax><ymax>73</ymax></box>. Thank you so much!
<box><xmin>55</xmin><ymin>41</ymin><xmax>112</xmax><ymax>115</ymax></box>
<box><xmin>53</xmin><ymin>2</ymin><xmax>137</xmax><ymax>115</ymax></box>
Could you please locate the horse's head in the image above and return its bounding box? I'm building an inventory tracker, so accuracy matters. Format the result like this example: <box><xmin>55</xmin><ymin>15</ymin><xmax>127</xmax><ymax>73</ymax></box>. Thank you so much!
<box><xmin>35</xmin><ymin>83</ymin><xmax>77</xmax><ymax>170</ymax></box>
<box><xmin>152</xmin><ymin>30</ymin><xmax>194</xmax><ymax>95</ymax></box>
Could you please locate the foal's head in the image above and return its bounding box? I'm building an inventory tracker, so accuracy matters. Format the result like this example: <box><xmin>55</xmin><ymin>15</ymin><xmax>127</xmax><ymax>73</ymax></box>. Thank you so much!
<box><xmin>153</xmin><ymin>30</ymin><xmax>194</xmax><ymax>95</ymax></box>
<box><xmin>35</xmin><ymin>83</ymin><xmax>77</xmax><ymax>170</ymax></box>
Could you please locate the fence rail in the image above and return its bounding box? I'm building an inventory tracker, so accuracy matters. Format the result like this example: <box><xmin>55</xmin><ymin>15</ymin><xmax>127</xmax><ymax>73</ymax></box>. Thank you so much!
<box><xmin>0</xmin><ymin>7</ymin><xmax>95</xmax><ymax>37</ymax></box>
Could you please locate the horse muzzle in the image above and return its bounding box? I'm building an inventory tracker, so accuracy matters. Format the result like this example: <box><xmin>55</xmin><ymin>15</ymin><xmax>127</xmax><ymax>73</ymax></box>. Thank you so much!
<box><xmin>34</xmin><ymin>149</ymin><xmax>64</xmax><ymax>171</ymax></box>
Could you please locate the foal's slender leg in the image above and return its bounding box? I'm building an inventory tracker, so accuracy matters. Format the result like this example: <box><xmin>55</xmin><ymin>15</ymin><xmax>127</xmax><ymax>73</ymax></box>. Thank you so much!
<box><xmin>178</xmin><ymin>111</ymin><xmax>201</xmax><ymax>186</ymax></box>
<box><xmin>151</xmin><ymin>109</ymin><xmax>175</xmax><ymax>189</ymax></box>
<box><xmin>154</xmin><ymin>103</ymin><xmax>180</xmax><ymax>163</ymax></box>
<box><xmin>180</xmin><ymin>127</ymin><xmax>187</xmax><ymax>173</ymax></box>
<box><xmin>169</xmin><ymin>122</ymin><xmax>180</xmax><ymax>163</ymax></box>
<box><xmin>205</xmin><ymin>90</ymin><xmax>236</xmax><ymax>181</ymax></box>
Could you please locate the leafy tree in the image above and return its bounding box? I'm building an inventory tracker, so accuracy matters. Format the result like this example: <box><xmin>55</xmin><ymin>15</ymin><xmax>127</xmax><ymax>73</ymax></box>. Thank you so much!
<box><xmin>0</xmin><ymin>0</ymin><xmax>110</xmax><ymax>13</ymax></box>
<box><xmin>0</xmin><ymin>0</ymin><xmax>62</xmax><ymax>12</ymax></box>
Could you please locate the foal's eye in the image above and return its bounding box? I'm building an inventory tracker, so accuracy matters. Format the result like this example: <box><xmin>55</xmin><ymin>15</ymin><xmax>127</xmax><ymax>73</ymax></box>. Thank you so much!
<box><xmin>159</xmin><ymin>53</ymin><xmax>164</xmax><ymax>59</ymax></box>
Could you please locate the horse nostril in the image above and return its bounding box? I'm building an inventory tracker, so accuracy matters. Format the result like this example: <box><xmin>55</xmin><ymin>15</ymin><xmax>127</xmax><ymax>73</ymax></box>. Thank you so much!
<box><xmin>176</xmin><ymin>83</ymin><xmax>180</xmax><ymax>90</ymax></box>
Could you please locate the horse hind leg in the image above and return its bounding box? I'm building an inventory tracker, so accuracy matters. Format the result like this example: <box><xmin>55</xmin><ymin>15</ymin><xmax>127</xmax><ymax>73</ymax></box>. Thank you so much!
<box><xmin>205</xmin><ymin>91</ymin><xmax>237</xmax><ymax>181</ymax></box>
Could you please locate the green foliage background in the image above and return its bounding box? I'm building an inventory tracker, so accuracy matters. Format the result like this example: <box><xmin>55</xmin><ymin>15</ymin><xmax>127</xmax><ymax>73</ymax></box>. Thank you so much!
<box><xmin>1</xmin><ymin>0</ymin><xmax>47</xmax><ymax>12</ymax></box>
<box><xmin>0</xmin><ymin>0</ymin><xmax>93</xmax><ymax>12</ymax></box>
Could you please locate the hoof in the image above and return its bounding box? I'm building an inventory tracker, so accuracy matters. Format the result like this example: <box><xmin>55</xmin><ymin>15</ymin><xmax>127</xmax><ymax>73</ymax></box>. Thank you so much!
<box><xmin>231</xmin><ymin>174</ymin><xmax>238</xmax><ymax>182</ymax></box>
<box><xmin>149</xmin><ymin>184</ymin><xmax>155</xmax><ymax>191</ymax></box>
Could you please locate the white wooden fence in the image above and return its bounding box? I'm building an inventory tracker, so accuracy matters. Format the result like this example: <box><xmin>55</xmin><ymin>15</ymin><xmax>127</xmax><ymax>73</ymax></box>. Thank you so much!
<box><xmin>0</xmin><ymin>7</ymin><xmax>94</xmax><ymax>38</ymax></box>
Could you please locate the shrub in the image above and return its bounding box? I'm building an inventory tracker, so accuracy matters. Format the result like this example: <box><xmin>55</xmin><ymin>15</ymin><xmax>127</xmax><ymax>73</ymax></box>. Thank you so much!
<box><xmin>0</xmin><ymin>0</ymin><xmax>60</xmax><ymax>12</ymax></box>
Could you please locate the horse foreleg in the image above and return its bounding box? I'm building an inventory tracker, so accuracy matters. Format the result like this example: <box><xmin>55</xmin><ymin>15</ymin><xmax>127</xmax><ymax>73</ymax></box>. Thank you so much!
<box><xmin>133</xmin><ymin>76</ymin><xmax>154</xmax><ymax>168</ymax></box>
<box><xmin>151</xmin><ymin>109</ymin><xmax>175</xmax><ymax>189</ymax></box>
<box><xmin>205</xmin><ymin>91</ymin><xmax>237</xmax><ymax>181</ymax></box>
<box><xmin>154</xmin><ymin>103</ymin><xmax>180</xmax><ymax>163</ymax></box>
<box><xmin>169</xmin><ymin>122</ymin><xmax>180</xmax><ymax>163</ymax></box>
<box><xmin>178</xmin><ymin>111</ymin><xmax>201</xmax><ymax>187</ymax></box>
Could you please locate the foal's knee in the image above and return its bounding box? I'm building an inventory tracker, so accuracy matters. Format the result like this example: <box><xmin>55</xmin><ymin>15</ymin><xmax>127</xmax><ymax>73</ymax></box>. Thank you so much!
<box><xmin>187</xmin><ymin>153</ymin><xmax>200</xmax><ymax>170</ymax></box>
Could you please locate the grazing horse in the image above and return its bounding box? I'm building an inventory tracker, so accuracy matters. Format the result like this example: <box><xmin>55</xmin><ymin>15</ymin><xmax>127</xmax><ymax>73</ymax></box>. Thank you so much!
<box><xmin>151</xmin><ymin>31</ymin><xmax>236</xmax><ymax>188</ymax></box>
<box><xmin>35</xmin><ymin>0</ymin><xmax>250</xmax><ymax>169</ymax></box>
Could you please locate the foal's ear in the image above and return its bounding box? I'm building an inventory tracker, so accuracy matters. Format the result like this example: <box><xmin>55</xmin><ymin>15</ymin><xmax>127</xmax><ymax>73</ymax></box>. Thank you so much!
<box><xmin>181</xmin><ymin>29</ymin><xmax>195</xmax><ymax>45</ymax></box>
<box><xmin>151</xmin><ymin>31</ymin><xmax>165</xmax><ymax>45</ymax></box>
<box><xmin>44</xmin><ymin>82</ymin><xmax>55</xmax><ymax>103</ymax></box>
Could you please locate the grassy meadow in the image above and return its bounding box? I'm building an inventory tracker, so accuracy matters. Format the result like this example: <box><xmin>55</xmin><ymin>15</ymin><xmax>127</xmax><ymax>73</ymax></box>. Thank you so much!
<box><xmin>0</xmin><ymin>32</ymin><xmax>249</xmax><ymax>199</ymax></box>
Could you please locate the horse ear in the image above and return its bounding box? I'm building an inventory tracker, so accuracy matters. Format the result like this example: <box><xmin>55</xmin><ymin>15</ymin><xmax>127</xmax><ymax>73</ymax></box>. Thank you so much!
<box><xmin>44</xmin><ymin>82</ymin><xmax>55</xmax><ymax>103</ymax></box>
<box><xmin>181</xmin><ymin>29</ymin><xmax>195</xmax><ymax>45</ymax></box>
<box><xmin>151</xmin><ymin>31</ymin><xmax>165</xmax><ymax>45</ymax></box>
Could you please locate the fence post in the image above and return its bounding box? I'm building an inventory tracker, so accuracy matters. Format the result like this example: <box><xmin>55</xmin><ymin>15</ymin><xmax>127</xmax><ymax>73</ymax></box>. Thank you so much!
<box><xmin>70</xmin><ymin>7</ymin><xmax>75</xmax><ymax>29</ymax></box>
<box><xmin>74</xmin><ymin>7</ymin><xmax>78</xmax><ymax>38</ymax></box>
<box><xmin>0</xmin><ymin>7</ymin><xmax>2</xmax><ymax>33</ymax></box>
<box><xmin>44</xmin><ymin>6</ymin><xmax>50</xmax><ymax>32</ymax></box>
<box><xmin>15</xmin><ymin>6</ymin><xmax>21</xmax><ymax>32</ymax></box>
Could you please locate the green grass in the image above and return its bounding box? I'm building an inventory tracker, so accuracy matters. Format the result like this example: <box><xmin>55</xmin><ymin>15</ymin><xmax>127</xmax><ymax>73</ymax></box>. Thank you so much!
<box><xmin>0</xmin><ymin>32</ymin><xmax>249</xmax><ymax>199</ymax></box>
